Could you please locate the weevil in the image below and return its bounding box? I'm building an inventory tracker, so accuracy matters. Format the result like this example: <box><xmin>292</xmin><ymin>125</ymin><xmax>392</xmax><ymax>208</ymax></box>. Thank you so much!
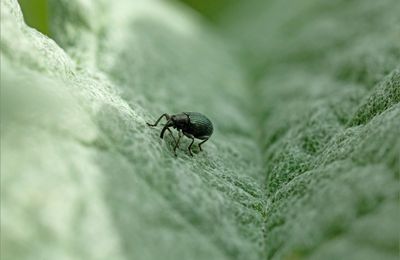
<box><xmin>147</xmin><ymin>112</ymin><xmax>213</xmax><ymax>156</ymax></box>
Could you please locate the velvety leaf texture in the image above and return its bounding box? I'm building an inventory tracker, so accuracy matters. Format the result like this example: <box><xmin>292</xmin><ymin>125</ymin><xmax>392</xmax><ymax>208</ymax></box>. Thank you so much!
<box><xmin>1</xmin><ymin>0</ymin><xmax>399</xmax><ymax>260</ymax></box>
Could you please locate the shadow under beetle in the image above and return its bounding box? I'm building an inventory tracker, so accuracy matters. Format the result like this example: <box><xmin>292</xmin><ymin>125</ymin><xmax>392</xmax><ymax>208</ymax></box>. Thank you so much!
<box><xmin>147</xmin><ymin>112</ymin><xmax>213</xmax><ymax>156</ymax></box>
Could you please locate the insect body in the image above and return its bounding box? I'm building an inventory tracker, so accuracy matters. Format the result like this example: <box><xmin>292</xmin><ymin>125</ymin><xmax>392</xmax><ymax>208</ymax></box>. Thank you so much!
<box><xmin>147</xmin><ymin>112</ymin><xmax>213</xmax><ymax>156</ymax></box>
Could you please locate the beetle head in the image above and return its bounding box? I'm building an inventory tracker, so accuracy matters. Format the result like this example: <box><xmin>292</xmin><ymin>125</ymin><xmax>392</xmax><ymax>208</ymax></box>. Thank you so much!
<box><xmin>171</xmin><ymin>113</ymin><xmax>189</xmax><ymax>128</ymax></box>
<box><xmin>160</xmin><ymin>113</ymin><xmax>189</xmax><ymax>139</ymax></box>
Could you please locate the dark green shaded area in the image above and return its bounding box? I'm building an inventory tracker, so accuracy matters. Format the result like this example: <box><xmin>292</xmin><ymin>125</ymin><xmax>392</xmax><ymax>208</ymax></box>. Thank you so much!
<box><xmin>17</xmin><ymin>0</ymin><xmax>48</xmax><ymax>34</ymax></box>
<box><xmin>176</xmin><ymin>0</ymin><xmax>232</xmax><ymax>21</ymax></box>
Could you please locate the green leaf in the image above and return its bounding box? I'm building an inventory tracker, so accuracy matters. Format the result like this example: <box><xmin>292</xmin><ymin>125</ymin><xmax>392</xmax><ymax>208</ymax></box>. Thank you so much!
<box><xmin>1</xmin><ymin>0</ymin><xmax>399</xmax><ymax>260</ymax></box>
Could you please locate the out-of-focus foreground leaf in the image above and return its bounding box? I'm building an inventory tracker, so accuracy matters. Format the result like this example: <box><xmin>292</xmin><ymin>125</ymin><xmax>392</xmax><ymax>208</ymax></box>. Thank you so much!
<box><xmin>1</xmin><ymin>0</ymin><xmax>263</xmax><ymax>259</ymax></box>
<box><xmin>1</xmin><ymin>0</ymin><xmax>399</xmax><ymax>260</ymax></box>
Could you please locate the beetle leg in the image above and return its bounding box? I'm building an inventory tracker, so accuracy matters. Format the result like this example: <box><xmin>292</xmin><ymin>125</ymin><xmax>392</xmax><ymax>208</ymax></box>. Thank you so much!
<box><xmin>166</xmin><ymin>128</ymin><xmax>176</xmax><ymax>143</ymax></box>
<box><xmin>198</xmin><ymin>138</ymin><xmax>209</xmax><ymax>151</ymax></box>
<box><xmin>183</xmin><ymin>132</ymin><xmax>195</xmax><ymax>157</ymax></box>
<box><xmin>146</xmin><ymin>113</ymin><xmax>170</xmax><ymax>127</ymax></box>
<box><xmin>173</xmin><ymin>131</ymin><xmax>182</xmax><ymax>156</ymax></box>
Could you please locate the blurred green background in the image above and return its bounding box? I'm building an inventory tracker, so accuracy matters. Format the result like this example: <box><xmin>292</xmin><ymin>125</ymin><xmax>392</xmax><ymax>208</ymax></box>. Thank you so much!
<box><xmin>17</xmin><ymin>0</ymin><xmax>227</xmax><ymax>35</ymax></box>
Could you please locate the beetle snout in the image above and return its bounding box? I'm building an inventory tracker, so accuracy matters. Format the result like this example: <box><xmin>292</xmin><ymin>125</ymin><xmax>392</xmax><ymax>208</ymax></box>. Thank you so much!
<box><xmin>160</xmin><ymin>120</ymin><xmax>174</xmax><ymax>139</ymax></box>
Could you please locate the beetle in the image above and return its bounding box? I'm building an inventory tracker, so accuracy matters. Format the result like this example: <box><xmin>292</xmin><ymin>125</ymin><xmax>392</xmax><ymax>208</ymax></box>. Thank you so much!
<box><xmin>146</xmin><ymin>112</ymin><xmax>213</xmax><ymax>156</ymax></box>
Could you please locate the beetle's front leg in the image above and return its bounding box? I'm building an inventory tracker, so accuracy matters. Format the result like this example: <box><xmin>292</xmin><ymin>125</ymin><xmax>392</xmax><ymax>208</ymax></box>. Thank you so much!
<box><xmin>166</xmin><ymin>128</ymin><xmax>176</xmax><ymax>143</ymax></box>
<box><xmin>146</xmin><ymin>113</ymin><xmax>170</xmax><ymax>127</ymax></box>
<box><xmin>173</xmin><ymin>131</ymin><xmax>182</xmax><ymax>156</ymax></box>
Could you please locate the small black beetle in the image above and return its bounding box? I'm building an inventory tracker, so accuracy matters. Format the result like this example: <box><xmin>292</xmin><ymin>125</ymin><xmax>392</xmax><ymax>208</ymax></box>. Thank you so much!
<box><xmin>147</xmin><ymin>112</ymin><xmax>213</xmax><ymax>156</ymax></box>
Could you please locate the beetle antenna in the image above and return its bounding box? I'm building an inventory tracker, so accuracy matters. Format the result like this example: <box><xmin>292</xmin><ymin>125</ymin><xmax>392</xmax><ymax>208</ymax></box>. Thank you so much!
<box><xmin>147</xmin><ymin>113</ymin><xmax>170</xmax><ymax>127</ymax></box>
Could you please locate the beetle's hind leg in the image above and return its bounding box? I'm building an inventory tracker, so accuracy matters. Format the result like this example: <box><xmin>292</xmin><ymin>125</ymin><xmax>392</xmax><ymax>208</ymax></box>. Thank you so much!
<box><xmin>146</xmin><ymin>113</ymin><xmax>170</xmax><ymax>127</ymax></box>
<box><xmin>198</xmin><ymin>138</ymin><xmax>209</xmax><ymax>151</ymax></box>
